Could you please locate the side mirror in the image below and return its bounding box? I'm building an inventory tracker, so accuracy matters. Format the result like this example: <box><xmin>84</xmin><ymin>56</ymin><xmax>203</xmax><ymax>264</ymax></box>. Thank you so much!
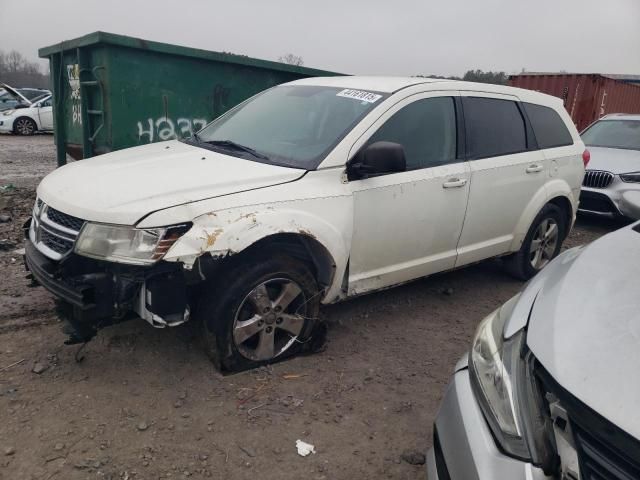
<box><xmin>348</xmin><ymin>141</ymin><xmax>406</xmax><ymax>180</ymax></box>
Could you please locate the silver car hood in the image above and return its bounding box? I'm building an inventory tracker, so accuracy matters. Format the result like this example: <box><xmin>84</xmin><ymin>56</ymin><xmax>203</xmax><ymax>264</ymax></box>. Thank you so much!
<box><xmin>586</xmin><ymin>146</ymin><xmax>640</xmax><ymax>174</ymax></box>
<box><xmin>519</xmin><ymin>223</ymin><xmax>640</xmax><ymax>440</ymax></box>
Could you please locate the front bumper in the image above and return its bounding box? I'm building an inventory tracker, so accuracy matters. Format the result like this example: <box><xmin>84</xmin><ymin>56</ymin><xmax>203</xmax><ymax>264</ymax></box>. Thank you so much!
<box><xmin>427</xmin><ymin>368</ymin><xmax>548</xmax><ymax>480</ymax></box>
<box><xmin>0</xmin><ymin>117</ymin><xmax>13</xmax><ymax>133</ymax></box>
<box><xmin>25</xmin><ymin>239</ymin><xmax>114</xmax><ymax>313</ymax></box>
<box><xmin>24</xmin><ymin>234</ymin><xmax>190</xmax><ymax>339</ymax></box>
<box><xmin>579</xmin><ymin>183</ymin><xmax>640</xmax><ymax>220</ymax></box>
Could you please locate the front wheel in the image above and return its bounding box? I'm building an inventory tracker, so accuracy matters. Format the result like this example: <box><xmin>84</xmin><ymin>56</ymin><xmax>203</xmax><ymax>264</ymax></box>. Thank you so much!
<box><xmin>14</xmin><ymin>117</ymin><xmax>37</xmax><ymax>136</ymax></box>
<box><xmin>197</xmin><ymin>253</ymin><xmax>321</xmax><ymax>372</ymax></box>
<box><xmin>505</xmin><ymin>204</ymin><xmax>566</xmax><ymax>280</ymax></box>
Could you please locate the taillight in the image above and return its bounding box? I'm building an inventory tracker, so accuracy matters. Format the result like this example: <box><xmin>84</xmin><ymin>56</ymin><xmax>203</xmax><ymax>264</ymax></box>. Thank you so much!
<box><xmin>582</xmin><ymin>149</ymin><xmax>590</xmax><ymax>168</ymax></box>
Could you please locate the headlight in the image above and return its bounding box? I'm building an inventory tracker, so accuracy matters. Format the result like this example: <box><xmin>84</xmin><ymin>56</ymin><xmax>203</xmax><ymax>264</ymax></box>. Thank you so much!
<box><xmin>469</xmin><ymin>295</ymin><xmax>531</xmax><ymax>459</ymax></box>
<box><xmin>3</xmin><ymin>109</ymin><xmax>15</xmax><ymax>116</ymax></box>
<box><xmin>620</xmin><ymin>172</ymin><xmax>640</xmax><ymax>183</ymax></box>
<box><xmin>74</xmin><ymin>223</ymin><xmax>190</xmax><ymax>265</ymax></box>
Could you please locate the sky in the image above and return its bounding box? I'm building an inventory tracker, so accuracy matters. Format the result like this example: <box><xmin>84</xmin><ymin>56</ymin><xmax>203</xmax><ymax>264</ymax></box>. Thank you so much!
<box><xmin>1</xmin><ymin>0</ymin><xmax>639</xmax><ymax>77</ymax></box>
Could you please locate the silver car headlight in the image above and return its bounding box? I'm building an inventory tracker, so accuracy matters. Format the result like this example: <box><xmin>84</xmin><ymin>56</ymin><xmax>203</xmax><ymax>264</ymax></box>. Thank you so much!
<box><xmin>3</xmin><ymin>109</ymin><xmax>15</xmax><ymax>116</ymax></box>
<box><xmin>74</xmin><ymin>223</ymin><xmax>190</xmax><ymax>265</ymax></box>
<box><xmin>469</xmin><ymin>294</ymin><xmax>532</xmax><ymax>459</ymax></box>
<box><xmin>620</xmin><ymin>172</ymin><xmax>640</xmax><ymax>183</ymax></box>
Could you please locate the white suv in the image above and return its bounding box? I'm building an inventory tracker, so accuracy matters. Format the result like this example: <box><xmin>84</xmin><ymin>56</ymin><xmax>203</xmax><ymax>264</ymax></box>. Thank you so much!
<box><xmin>25</xmin><ymin>77</ymin><xmax>586</xmax><ymax>371</ymax></box>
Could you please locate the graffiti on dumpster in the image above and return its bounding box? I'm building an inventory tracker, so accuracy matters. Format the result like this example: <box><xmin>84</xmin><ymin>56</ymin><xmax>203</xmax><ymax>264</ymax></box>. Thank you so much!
<box><xmin>67</xmin><ymin>64</ymin><xmax>82</xmax><ymax>126</ymax></box>
<box><xmin>136</xmin><ymin>117</ymin><xmax>209</xmax><ymax>143</ymax></box>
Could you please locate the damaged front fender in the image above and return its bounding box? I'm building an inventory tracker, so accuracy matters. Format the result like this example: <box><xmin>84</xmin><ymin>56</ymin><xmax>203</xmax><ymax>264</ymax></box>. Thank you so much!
<box><xmin>162</xmin><ymin>201</ymin><xmax>352</xmax><ymax>303</ymax></box>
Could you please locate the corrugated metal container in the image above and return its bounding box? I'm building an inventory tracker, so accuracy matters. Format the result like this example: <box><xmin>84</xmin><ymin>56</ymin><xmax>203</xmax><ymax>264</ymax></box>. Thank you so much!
<box><xmin>39</xmin><ymin>32</ymin><xmax>341</xmax><ymax>165</ymax></box>
<box><xmin>508</xmin><ymin>73</ymin><xmax>640</xmax><ymax>131</ymax></box>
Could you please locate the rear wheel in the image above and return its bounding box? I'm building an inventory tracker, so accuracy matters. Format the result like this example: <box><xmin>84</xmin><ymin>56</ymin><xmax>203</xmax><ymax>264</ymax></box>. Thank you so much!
<box><xmin>197</xmin><ymin>253</ymin><xmax>321</xmax><ymax>372</ymax></box>
<box><xmin>14</xmin><ymin>117</ymin><xmax>37</xmax><ymax>136</ymax></box>
<box><xmin>505</xmin><ymin>204</ymin><xmax>566</xmax><ymax>280</ymax></box>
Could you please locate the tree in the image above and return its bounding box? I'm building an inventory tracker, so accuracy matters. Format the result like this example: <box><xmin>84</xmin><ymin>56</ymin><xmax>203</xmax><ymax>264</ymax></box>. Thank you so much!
<box><xmin>0</xmin><ymin>50</ymin><xmax>49</xmax><ymax>88</ymax></box>
<box><xmin>278</xmin><ymin>53</ymin><xmax>304</xmax><ymax>67</ymax></box>
<box><xmin>461</xmin><ymin>69</ymin><xmax>508</xmax><ymax>85</ymax></box>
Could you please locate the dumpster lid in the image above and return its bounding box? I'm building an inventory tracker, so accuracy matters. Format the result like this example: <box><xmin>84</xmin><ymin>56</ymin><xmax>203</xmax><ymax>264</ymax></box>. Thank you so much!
<box><xmin>38</xmin><ymin>31</ymin><xmax>340</xmax><ymax>77</ymax></box>
<box><xmin>0</xmin><ymin>83</ymin><xmax>32</xmax><ymax>105</ymax></box>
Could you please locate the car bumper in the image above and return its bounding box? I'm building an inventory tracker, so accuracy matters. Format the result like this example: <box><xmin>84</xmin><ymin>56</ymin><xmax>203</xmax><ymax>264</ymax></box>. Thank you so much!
<box><xmin>427</xmin><ymin>368</ymin><xmax>548</xmax><ymax>480</ymax></box>
<box><xmin>579</xmin><ymin>184</ymin><xmax>640</xmax><ymax>220</ymax></box>
<box><xmin>0</xmin><ymin>118</ymin><xmax>13</xmax><ymax>132</ymax></box>
<box><xmin>24</xmin><ymin>231</ymin><xmax>190</xmax><ymax>339</ymax></box>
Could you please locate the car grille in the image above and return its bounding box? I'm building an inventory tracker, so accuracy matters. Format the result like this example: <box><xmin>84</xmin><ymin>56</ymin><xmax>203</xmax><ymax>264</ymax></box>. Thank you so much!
<box><xmin>583</xmin><ymin>170</ymin><xmax>614</xmax><ymax>189</ymax></box>
<box><xmin>31</xmin><ymin>200</ymin><xmax>85</xmax><ymax>259</ymax></box>
<box><xmin>537</xmin><ymin>366</ymin><xmax>640</xmax><ymax>480</ymax></box>
<box><xmin>572</xmin><ymin>422</ymin><xmax>640</xmax><ymax>480</ymax></box>
<box><xmin>39</xmin><ymin>228</ymin><xmax>75</xmax><ymax>254</ymax></box>
<box><xmin>46</xmin><ymin>207</ymin><xmax>85</xmax><ymax>232</ymax></box>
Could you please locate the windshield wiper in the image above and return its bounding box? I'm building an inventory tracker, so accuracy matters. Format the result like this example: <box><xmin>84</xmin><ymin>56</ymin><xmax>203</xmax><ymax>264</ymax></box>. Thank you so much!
<box><xmin>205</xmin><ymin>140</ymin><xmax>269</xmax><ymax>160</ymax></box>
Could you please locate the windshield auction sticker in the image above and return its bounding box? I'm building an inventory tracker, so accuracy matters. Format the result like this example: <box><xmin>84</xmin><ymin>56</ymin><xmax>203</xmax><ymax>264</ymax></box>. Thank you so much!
<box><xmin>336</xmin><ymin>89</ymin><xmax>382</xmax><ymax>103</ymax></box>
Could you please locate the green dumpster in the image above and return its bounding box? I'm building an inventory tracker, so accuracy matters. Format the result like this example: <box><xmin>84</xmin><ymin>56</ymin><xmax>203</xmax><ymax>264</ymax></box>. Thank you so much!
<box><xmin>39</xmin><ymin>32</ymin><xmax>341</xmax><ymax>166</ymax></box>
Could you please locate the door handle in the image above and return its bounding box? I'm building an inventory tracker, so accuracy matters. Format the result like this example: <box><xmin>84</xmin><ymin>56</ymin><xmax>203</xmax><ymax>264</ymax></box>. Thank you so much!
<box><xmin>442</xmin><ymin>178</ymin><xmax>467</xmax><ymax>189</ymax></box>
<box><xmin>526</xmin><ymin>164</ymin><xmax>543</xmax><ymax>173</ymax></box>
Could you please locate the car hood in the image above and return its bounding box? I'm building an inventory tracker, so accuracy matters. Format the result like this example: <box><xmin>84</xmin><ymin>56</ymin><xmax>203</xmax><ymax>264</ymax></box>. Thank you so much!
<box><xmin>585</xmin><ymin>146</ymin><xmax>640</xmax><ymax>174</ymax></box>
<box><xmin>523</xmin><ymin>223</ymin><xmax>640</xmax><ymax>440</ymax></box>
<box><xmin>37</xmin><ymin>140</ymin><xmax>305</xmax><ymax>225</ymax></box>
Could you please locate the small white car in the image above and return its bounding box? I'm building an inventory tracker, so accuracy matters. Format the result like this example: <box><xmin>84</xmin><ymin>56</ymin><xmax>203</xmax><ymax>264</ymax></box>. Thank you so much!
<box><xmin>25</xmin><ymin>77</ymin><xmax>586</xmax><ymax>371</ymax></box>
<box><xmin>0</xmin><ymin>90</ymin><xmax>53</xmax><ymax>135</ymax></box>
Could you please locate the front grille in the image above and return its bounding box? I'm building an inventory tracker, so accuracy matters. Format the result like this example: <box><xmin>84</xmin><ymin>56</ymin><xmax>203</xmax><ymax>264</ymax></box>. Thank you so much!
<box><xmin>40</xmin><ymin>229</ymin><xmax>74</xmax><ymax>254</ymax></box>
<box><xmin>537</xmin><ymin>367</ymin><xmax>640</xmax><ymax>480</ymax></box>
<box><xmin>583</xmin><ymin>170</ymin><xmax>614</xmax><ymax>189</ymax></box>
<box><xmin>579</xmin><ymin>191</ymin><xmax>619</xmax><ymax>214</ymax></box>
<box><xmin>45</xmin><ymin>207</ymin><xmax>85</xmax><ymax>232</ymax></box>
<box><xmin>573</xmin><ymin>422</ymin><xmax>640</xmax><ymax>480</ymax></box>
<box><xmin>31</xmin><ymin>201</ymin><xmax>85</xmax><ymax>259</ymax></box>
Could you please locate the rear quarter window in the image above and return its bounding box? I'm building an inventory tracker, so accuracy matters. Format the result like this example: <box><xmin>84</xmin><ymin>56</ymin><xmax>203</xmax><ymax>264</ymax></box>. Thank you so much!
<box><xmin>462</xmin><ymin>97</ymin><xmax>527</xmax><ymax>159</ymax></box>
<box><xmin>523</xmin><ymin>102</ymin><xmax>573</xmax><ymax>149</ymax></box>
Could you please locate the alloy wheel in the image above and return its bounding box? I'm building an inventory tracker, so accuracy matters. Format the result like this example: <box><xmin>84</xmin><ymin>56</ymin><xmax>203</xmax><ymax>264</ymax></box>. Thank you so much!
<box><xmin>529</xmin><ymin>218</ymin><xmax>559</xmax><ymax>270</ymax></box>
<box><xmin>15</xmin><ymin>118</ymin><xmax>35</xmax><ymax>135</ymax></box>
<box><xmin>232</xmin><ymin>278</ymin><xmax>307</xmax><ymax>361</ymax></box>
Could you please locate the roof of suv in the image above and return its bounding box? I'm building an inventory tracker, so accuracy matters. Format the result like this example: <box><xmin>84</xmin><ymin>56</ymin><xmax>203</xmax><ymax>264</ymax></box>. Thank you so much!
<box><xmin>286</xmin><ymin>76</ymin><xmax>564</xmax><ymax>106</ymax></box>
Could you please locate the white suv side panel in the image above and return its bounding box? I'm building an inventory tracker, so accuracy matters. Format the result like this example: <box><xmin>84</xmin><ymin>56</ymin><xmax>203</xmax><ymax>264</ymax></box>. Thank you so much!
<box><xmin>455</xmin><ymin>92</ymin><xmax>550</xmax><ymax>266</ymax></box>
<box><xmin>345</xmin><ymin>91</ymin><xmax>470</xmax><ymax>295</ymax></box>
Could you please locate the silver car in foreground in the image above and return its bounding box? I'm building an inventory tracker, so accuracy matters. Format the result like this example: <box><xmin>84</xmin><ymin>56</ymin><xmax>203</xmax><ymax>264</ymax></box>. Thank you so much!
<box><xmin>428</xmin><ymin>220</ymin><xmax>640</xmax><ymax>479</ymax></box>
<box><xmin>579</xmin><ymin>114</ymin><xmax>640</xmax><ymax>220</ymax></box>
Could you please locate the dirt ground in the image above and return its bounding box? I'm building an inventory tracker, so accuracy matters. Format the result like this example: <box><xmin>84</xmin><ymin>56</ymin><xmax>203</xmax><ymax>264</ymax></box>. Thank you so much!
<box><xmin>0</xmin><ymin>134</ymin><xmax>622</xmax><ymax>480</ymax></box>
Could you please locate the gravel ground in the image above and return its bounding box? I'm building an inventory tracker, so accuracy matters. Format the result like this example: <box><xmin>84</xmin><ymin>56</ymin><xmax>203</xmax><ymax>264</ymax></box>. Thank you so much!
<box><xmin>0</xmin><ymin>134</ymin><xmax>623</xmax><ymax>480</ymax></box>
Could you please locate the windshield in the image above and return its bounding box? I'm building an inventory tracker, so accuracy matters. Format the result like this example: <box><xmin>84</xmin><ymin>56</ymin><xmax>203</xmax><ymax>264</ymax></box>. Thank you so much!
<box><xmin>582</xmin><ymin>119</ymin><xmax>640</xmax><ymax>150</ymax></box>
<box><xmin>192</xmin><ymin>85</ymin><xmax>387</xmax><ymax>169</ymax></box>
<box><xmin>19</xmin><ymin>89</ymin><xmax>49</xmax><ymax>100</ymax></box>
<box><xmin>31</xmin><ymin>94</ymin><xmax>51</xmax><ymax>104</ymax></box>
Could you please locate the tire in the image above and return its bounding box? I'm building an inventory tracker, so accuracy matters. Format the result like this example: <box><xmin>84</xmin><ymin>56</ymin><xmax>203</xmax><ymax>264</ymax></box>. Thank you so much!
<box><xmin>196</xmin><ymin>252</ymin><xmax>321</xmax><ymax>372</ymax></box>
<box><xmin>505</xmin><ymin>204</ymin><xmax>566</xmax><ymax>281</ymax></box>
<box><xmin>14</xmin><ymin>117</ymin><xmax>37</xmax><ymax>136</ymax></box>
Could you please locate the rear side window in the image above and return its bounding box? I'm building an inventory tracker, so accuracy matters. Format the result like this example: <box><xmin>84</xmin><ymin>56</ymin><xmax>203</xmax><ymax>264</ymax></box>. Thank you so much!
<box><xmin>463</xmin><ymin>97</ymin><xmax>527</xmax><ymax>159</ymax></box>
<box><xmin>366</xmin><ymin>97</ymin><xmax>457</xmax><ymax>170</ymax></box>
<box><xmin>523</xmin><ymin>103</ymin><xmax>573</xmax><ymax>149</ymax></box>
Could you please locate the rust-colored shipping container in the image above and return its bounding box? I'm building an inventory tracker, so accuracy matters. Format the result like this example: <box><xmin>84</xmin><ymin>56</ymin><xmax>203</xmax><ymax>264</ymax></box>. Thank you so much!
<box><xmin>508</xmin><ymin>73</ymin><xmax>640</xmax><ymax>131</ymax></box>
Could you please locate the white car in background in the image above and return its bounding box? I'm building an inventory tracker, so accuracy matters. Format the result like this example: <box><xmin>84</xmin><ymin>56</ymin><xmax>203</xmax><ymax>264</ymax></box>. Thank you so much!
<box><xmin>0</xmin><ymin>91</ymin><xmax>53</xmax><ymax>135</ymax></box>
<box><xmin>0</xmin><ymin>85</ymin><xmax>50</xmax><ymax>111</ymax></box>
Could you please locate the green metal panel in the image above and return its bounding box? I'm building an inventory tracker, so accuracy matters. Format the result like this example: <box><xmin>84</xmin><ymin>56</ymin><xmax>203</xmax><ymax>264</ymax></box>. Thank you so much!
<box><xmin>39</xmin><ymin>32</ymin><xmax>342</xmax><ymax>165</ymax></box>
